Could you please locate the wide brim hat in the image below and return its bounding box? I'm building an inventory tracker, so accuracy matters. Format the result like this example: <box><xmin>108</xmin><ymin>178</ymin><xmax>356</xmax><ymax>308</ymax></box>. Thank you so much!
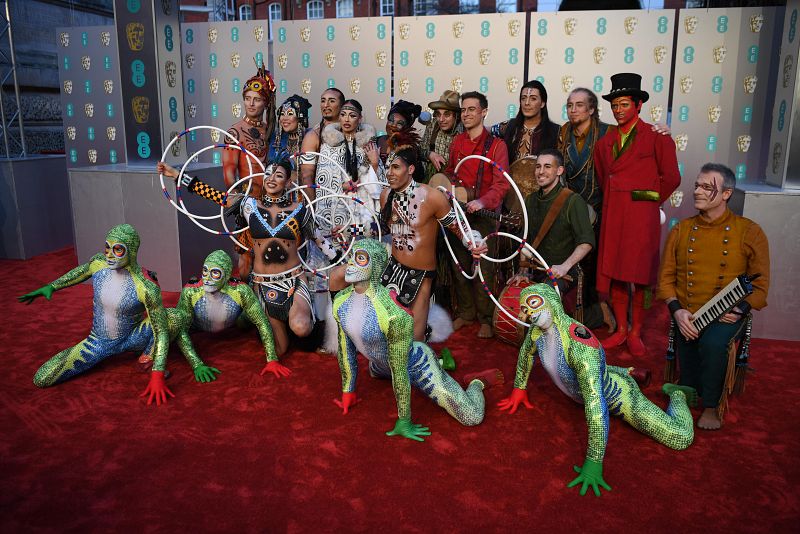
<box><xmin>602</xmin><ymin>73</ymin><xmax>649</xmax><ymax>103</ymax></box>
<box><xmin>428</xmin><ymin>90</ymin><xmax>461</xmax><ymax>112</ymax></box>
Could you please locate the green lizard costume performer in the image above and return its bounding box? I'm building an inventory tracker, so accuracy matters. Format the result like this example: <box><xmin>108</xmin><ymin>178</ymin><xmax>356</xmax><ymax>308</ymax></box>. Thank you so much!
<box><xmin>498</xmin><ymin>283</ymin><xmax>695</xmax><ymax>496</ymax></box>
<box><xmin>170</xmin><ymin>250</ymin><xmax>289</xmax><ymax>382</ymax></box>
<box><xmin>332</xmin><ymin>238</ymin><xmax>503</xmax><ymax>442</ymax></box>
<box><xmin>18</xmin><ymin>224</ymin><xmax>174</xmax><ymax>406</ymax></box>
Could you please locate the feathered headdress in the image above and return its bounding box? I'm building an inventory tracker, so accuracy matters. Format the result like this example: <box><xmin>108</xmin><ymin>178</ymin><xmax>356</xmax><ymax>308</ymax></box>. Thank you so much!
<box><xmin>243</xmin><ymin>58</ymin><xmax>276</xmax><ymax>101</ymax></box>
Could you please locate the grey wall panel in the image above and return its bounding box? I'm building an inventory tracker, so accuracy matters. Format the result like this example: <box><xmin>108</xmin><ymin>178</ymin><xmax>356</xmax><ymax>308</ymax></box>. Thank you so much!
<box><xmin>0</xmin><ymin>161</ymin><xmax>22</xmax><ymax>258</ymax></box>
<box><xmin>67</xmin><ymin>168</ymin><xmax>125</xmax><ymax>264</ymax></box>
<box><xmin>742</xmin><ymin>188</ymin><xmax>800</xmax><ymax>340</ymax></box>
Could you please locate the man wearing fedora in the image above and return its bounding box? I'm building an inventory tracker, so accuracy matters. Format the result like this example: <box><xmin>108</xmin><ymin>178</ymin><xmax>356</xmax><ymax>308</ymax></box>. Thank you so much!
<box><xmin>420</xmin><ymin>90</ymin><xmax>464</xmax><ymax>182</ymax></box>
<box><xmin>594</xmin><ymin>73</ymin><xmax>681</xmax><ymax>356</ymax></box>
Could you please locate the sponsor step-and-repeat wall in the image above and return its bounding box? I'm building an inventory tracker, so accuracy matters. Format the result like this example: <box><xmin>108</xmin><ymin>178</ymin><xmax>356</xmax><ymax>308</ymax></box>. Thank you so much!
<box><xmin>393</xmin><ymin>13</ymin><xmax>526</xmax><ymax>127</ymax></box>
<box><xmin>56</xmin><ymin>26</ymin><xmax>126</xmax><ymax>167</ymax></box>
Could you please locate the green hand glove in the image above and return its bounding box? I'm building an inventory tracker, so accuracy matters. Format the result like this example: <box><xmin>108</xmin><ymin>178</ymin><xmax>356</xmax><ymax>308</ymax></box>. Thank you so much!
<box><xmin>386</xmin><ymin>418</ymin><xmax>431</xmax><ymax>442</ymax></box>
<box><xmin>193</xmin><ymin>365</ymin><xmax>221</xmax><ymax>383</ymax></box>
<box><xmin>438</xmin><ymin>347</ymin><xmax>456</xmax><ymax>371</ymax></box>
<box><xmin>567</xmin><ymin>458</ymin><xmax>611</xmax><ymax>497</ymax></box>
<box><xmin>17</xmin><ymin>284</ymin><xmax>55</xmax><ymax>305</ymax></box>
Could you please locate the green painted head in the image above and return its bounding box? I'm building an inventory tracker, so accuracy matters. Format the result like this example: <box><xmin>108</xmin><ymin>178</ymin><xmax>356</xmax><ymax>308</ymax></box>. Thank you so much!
<box><xmin>202</xmin><ymin>249</ymin><xmax>233</xmax><ymax>293</ymax></box>
<box><xmin>519</xmin><ymin>283</ymin><xmax>566</xmax><ymax>330</ymax></box>
<box><xmin>344</xmin><ymin>239</ymin><xmax>388</xmax><ymax>286</ymax></box>
<box><xmin>104</xmin><ymin>224</ymin><xmax>140</xmax><ymax>270</ymax></box>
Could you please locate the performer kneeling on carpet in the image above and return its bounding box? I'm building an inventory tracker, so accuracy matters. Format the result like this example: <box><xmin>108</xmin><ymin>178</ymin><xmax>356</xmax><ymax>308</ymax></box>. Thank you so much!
<box><xmin>657</xmin><ymin>163</ymin><xmax>770</xmax><ymax>431</ymax></box>
<box><xmin>168</xmin><ymin>250</ymin><xmax>289</xmax><ymax>382</ymax></box>
<box><xmin>158</xmin><ymin>159</ymin><xmax>340</xmax><ymax>356</ymax></box>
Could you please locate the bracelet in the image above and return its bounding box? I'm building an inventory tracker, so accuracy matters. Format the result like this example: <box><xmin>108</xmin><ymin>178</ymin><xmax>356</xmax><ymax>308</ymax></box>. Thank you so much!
<box><xmin>667</xmin><ymin>300</ymin><xmax>683</xmax><ymax>316</ymax></box>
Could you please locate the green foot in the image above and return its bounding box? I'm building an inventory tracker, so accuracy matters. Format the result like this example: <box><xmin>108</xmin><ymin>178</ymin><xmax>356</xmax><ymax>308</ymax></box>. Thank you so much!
<box><xmin>438</xmin><ymin>347</ymin><xmax>456</xmax><ymax>371</ymax></box>
<box><xmin>662</xmin><ymin>383</ymin><xmax>698</xmax><ymax>408</ymax></box>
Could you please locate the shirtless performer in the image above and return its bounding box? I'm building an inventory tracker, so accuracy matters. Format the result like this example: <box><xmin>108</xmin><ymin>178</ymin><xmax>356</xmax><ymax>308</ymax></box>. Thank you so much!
<box><xmin>377</xmin><ymin>145</ymin><xmax>488</xmax><ymax>341</ymax></box>
<box><xmin>223</xmin><ymin>62</ymin><xmax>276</xmax><ymax>278</ymax></box>
<box><xmin>299</xmin><ymin>87</ymin><xmax>346</xmax><ymax>202</ymax></box>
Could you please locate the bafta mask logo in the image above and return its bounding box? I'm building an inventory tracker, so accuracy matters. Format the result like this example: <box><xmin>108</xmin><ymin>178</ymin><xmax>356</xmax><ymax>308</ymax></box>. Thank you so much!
<box><xmin>624</xmin><ymin>17</ymin><xmax>638</xmax><ymax>35</ymax></box>
<box><xmin>59</xmin><ymin>32</ymin><xmax>69</xmax><ymax>47</ymax></box>
<box><xmin>162</xmin><ymin>0</ymin><xmax>172</xmax><ymax>15</ymax></box>
<box><xmin>593</xmin><ymin>47</ymin><xmax>607</xmax><ymax>65</ymax></box>
<box><xmin>126</xmin><ymin>22</ymin><xmax>145</xmax><ymax>51</ymax></box>
<box><xmin>399</xmin><ymin>23</ymin><xmax>411</xmax><ymax>40</ymax></box>
<box><xmin>132</xmin><ymin>96</ymin><xmax>150</xmax><ymax>124</ymax></box>
<box><xmin>106</xmin><ymin>126</ymin><xmax>116</xmax><ymax>141</ymax></box>
<box><xmin>675</xmin><ymin>134</ymin><xmax>689</xmax><ymax>152</ymax></box>
<box><xmin>66</xmin><ymin>126</ymin><xmax>76</xmax><ymax>141</ymax></box>
<box><xmin>650</xmin><ymin>105</ymin><xmax>664</xmax><ymax>123</ymax></box>
<box><xmin>349</xmin><ymin>25</ymin><xmax>361</xmax><ymax>41</ymax></box>
<box><xmin>254</xmin><ymin>26</ymin><xmax>265</xmax><ymax>43</ymax></box>
<box><xmin>478</xmin><ymin>49</ymin><xmax>491</xmax><ymax>66</ymax></box>
<box><xmin>208</xmin><ymin>28</ymin><xmax>218</xmax><ymax>44</ymax></box>
<box><xmin>230</xmin><ymin>53</ymin><xmax>241</xmax><ymax>69</ymax></box>
<box><xmin>399</xmin><ymin>78</ymin><xmax>410</xmax><ymax>94</ymax></box>
<box><xmin>654</xmin><ymin>46</ymin><xmax>667</xmax><ymax>65</ymax></box>
<box><xmin>300</xmin><ymin>78</ymin><xmax>312</xmax><ymax>95</ymax></box>
<box><xmin>452</xmin><ymin>21</ymin><xmax>465</xmax><ymax>39</ymax></box>
<box><xmin>784</xmin><ymin>55</ymin><xmax>794</xmax><ymax>88</ymax></box>
<box><xmin>232</xmin><ymin>103</ymin><xmax>242</xmax><ymax>118</ymax></box>
<box><xmin>209</xmin><ymin>78</ymin><xmax>219</xmax><ymax>94</ymax></box>
<box><xmin>737</xmin><ymin>135</ymin><xmax>751</xmax><ymax>153</ymax></box>
<box><xmin>325</xmin><ymin>52</ymin><xmax>336</xmax><ymax>69</ymax></box>
<box><xmin>743</xmin><ymin>75</ymin><xmax>758</xmax><ymax>94</ymax></box>
<box><xmin>669</xmin><ymin>190</ymin><xmax>684</xmax><ymax>208</ymax></box>
<box><xmin>713</xmin><ymin>46</ymin><xmax>727</xmax><ymax>64</ymax></box>
<box><xmin>349</xmin><ymin>78</ymin><xmax>361</xmax><ymax>94</ymax></box>
<box><xmin>750</xmin><ymin>14</ymin><xmax>764</xmax><ymax>33</ymax></box>
<box><xmin>88</xmin><ymin>149</ymin><xmax>98</xmax><ymax>164</ymax></box>
<box><xmin>508</xmin><ymin>19</ymin><xmax>521</xmax><ymax>37</ymax></box>
<box><xmin>375</xmin><ymin>50</ymin><xmax>387</xmax><ymax>68</ymax></box>
<box><xmin>561</xmin><ymin>75</ymin><xmax>575</xmax><ymax>93</ymax></box>
<box><xmin>84</xmin><ymin>103</ymin><xmax>94</xmax><ymax>118</ymax></box>
<box><xmin>684</xmin><ymin>16</ymin><xmax>698</xmax><ymax>34</ymax></box>
<box><xmin>187</xmin><ymin>103</ymin><xmax>197</xmax><ymax>119</ymax></box>
<box><xmin>210</xmin><ymin>130</ymin><xmax>220</xmax><ymax>143</ymax></box>
<box><xmin>300</xmin><ymin>27</ymin><xmax>311</xmax><ymax>43</ymax></box>
<box><xmin>564</xmin><ymin>18</ymin><xmax>577</xmax><ymax>36</ymax></box>
<box><xmin>707</xmin><ymin>105</ymin><xmax>721</xmax><ymax>123</ymax></box>
<box><xmin>185</xmin><ymin>53</ymin><xmax>195</xmax><ymax>69</ymax></box>
<box><xmin>376</xmin><ymin>105</ymin><xmax>387</xmax><ymax>121</ymax></box>
<box><xmin>81</xmin><ymin>55</ymin><xmax>91</xmax><ymax>71</ymax></box>
<box><xmin>534</xmin><ymin>48</ymin><xmax>547</xmax><ymax>65</ymax></box>
<box><xmin>278</xmin><ymin>53</ymin><xmax>288</xmax><ymax>69</ymax></box>
<box><xmin>170</xmin><ymin>131</ymin><xmax>181</xmax><ymax>157</ymax></box>
<box><xmin>63</xmin><ymin>80</ymin><xmax>73</xmax><ymax>95</ymax></box>
<box><xmin>772</xmin><ymin>143</ymin><xmax>782</xmax><ymax>173</ymax></box>
<box><xmin>506</xmin><ymin>77</ymin><xmax>519</xmax><ymax>94</ymax></box>
<box><xmin>424</xmin><ymin>50</ymin><xmax>436</xmax><ymax>67</ymax></box>
<box><xmin>165</xmin><ymin>61</ymin><xmax>176</xmax><ymax>88</ymax></box>
<box><xmin>103</xmin><ymin>79</ymin><xmax>114</xmax><ymax>94</ymax></box>
<box><xmin>100</xmin><ymin>31</ymin><xmax>111</xmax><ymax>47</ymax></box>
<box><xmin>451</xmin><ymin>77</ymin><xmax>463</xmax><ymax>93</ymax></box>
<box><xmin>679</xmin><ymin>75</ymin><xmax>693</xmax><ymax>94</ymax></box>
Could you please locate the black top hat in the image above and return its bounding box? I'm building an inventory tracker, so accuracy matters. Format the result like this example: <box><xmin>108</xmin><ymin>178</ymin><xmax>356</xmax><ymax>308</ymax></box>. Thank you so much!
<box><xmin>602</xmin><ymin>73</ymin><xmax>649</xmax><ymax>103</ymax></box>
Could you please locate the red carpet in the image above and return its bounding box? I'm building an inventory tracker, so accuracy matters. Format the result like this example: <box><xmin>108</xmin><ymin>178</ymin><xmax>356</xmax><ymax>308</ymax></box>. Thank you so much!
<box><xmin>1</xmin><ymin>247</ymin><xmax>798</xmax><ymax>532</ymax></box>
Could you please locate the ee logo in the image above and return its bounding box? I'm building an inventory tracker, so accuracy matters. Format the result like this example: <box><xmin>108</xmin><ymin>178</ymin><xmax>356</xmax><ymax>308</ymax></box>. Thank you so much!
<box><xmin>104</xmin><ymin>56</ymin><xmax>111</xmax><ymax>70</ymax></box>
<box><xmin>213</xmin><ymin>151</ymin><xmax>221</xmax><ymax>165</ymax></box>
<box><xmin>136</xmin><ymin>132</ymin><xmax>151</xmax><ymax>159</ymax></box>
<box><xmin>778</xmin><ymin>101</ymin><xmax>786</xmax><ymax>131</ymax></box>
<box><xmin>678</xmin><ymin>162</ymin><xmax>684</xmax><ymax>176</ymax></box>
<box><xmin>169</xmin><ymin>97</ymin><xmax>178</xmax><ymax>122</ymax></box>
<box><xmin>302</xmin><ymin>53</ymin><xmax>310</xmax><ymax>68</ymax></box>
<box><xmin>683</xmin><ymin>46</ymin><xmax>694</xmax><ymax>64</ymax></box>
<box><xmin>211</xmin><ymin>104</ymin><xmax>218</xmax><ymax>118</ymax></box>
<box><xmin>453</xmin><ymin>50</ymin><xmax>462</xmax><ymax>66</ymax></box>
<box><xmin>81</xmin><ymin>32</ymin><xmax>88</xmax><ymax>47</ymax></box>
<box><xmin>597</xmin><ymin>18</ymin><xmax>607</xmax><ymax>35</ymax></box>
<box><xmin>669</xmin><ymin>217</ymin><xmax>679</xmax><ymax>230</ymax></box>
<box><xmin>327</xmin><ymin>78</ymin><xmax>335</xmax><ymax>88</ymax></box>
<box><xmin>351</xmin><ymin>52</ymin><xmax>359</xmax><ymax>67</ymax></box>
<box><xmin>717</xmin><ymin>16</ymin><xmax>728</xmax><ymax>33</ymax></box>
<box><xmin>706</xmin><ymin>135</ymin><xmax>717</xmax><ymax>152</ymax></box>
<box><xmin>87</xmin><ymin>127</ymin><xmax>95</xmax><ymax>141</ymax></box>
<box><xmin>127</xmin><ymin>0</ymin><xmax>140</xmax><ymax>14</ymax></box>
<box><xmin>736</xmin><ymin>164</ymin><xmax>746</xmax><ymax>181</ymax></box>
<box><xmin>742</xmin><ymin>106</ymin><xmax>752</xmax><ymax>124</ymax></box>
<box><xmin>131</xmin><ymin>59</ymin><xmax>145</xmax><ymax>88</ymax></box>
<box><xmin>507</xmin><ymin>104</ymin><xmax>517</xmax><ymax>119</ymax></box>
<box><xmin>711</xmin><ymin>76</ymin><xmax>723</xmax><ymax>94</ymax></box>
<box><xmin>66</xmin><ymin>103</ymin><xmax>74</xmax><ymax>117</ymax></box>
<box><xmin>109</xmin><ymin>150</ymin><xmax>118</xmax><ymax>164</ymax></box>
<box><xmin>537</xmin><ymin>19</ymin><xmax>547</xmax><ymax>36</ymax></box>
<box><xmin>789</xmin><ymin>10</ymin><xmax>797</xmax><ymax>43</ymax></box>
<box><xmin>479</xmin><ymin>77</ymin><xmax>488</xmax><ymax>93</ymax></box>
<box><xmin>509</xmin><ymin>48</ymin><xmax>519</xmax><ymax>65</ymax></box>
<box><xmin>377</xmin><ymin>24</ymin><xmax>386</xmax><ymax>40</ymax></box>
<box><xmin>69</xmin><ymin>149</ymin><xmax>78</xmax><ymax>163</ymax></box>
<box><xmin>679</xmin><ymin>105</ymin><xmax>689</xmax><ymax>122</ymax></box>
<box><xmin>400</xmin><ymin>51</ymin><xmax>408</xmax><ymax>67</ymax></box>
<box><xmin>624</xmin><ymin>47</ymin><xmax>635</xmax><ymax>64</ymax></box>
<box><xmin>278</xmin><ymin>28</ymin><xmax>286</xmax><ymax>43</ymax></box>
<box><xmin>232</xmin><ymin>78</ymin><xmax>240</xmax><ymax>93</ymax></box>
<box><xmin>426</xmin><ymin>23</ymin><xmax>435</xmax><ymax>39</ymax></box>
<box><xmin>377</xmin><ymin>78</ymin><xmax>386</xmax><ymax>93</ymax></box>
<box><xmin>657</xmin><ymin>16</ymin><xmax>668</xmax><ymax>34</ymax></box>
<box><xmin>593</xmin><ymin>76</ymin><xmax>603</xmax><ymax>92</ymax></box>
<box><xmin>480</xmin><ymin>21</ymin><xmax>490</xmax><ymax>37</ymax></box>
<box><xmin>209</xmin><ymin>53</ymin><xmax>217</xmax><ymax>68</ymax></box>
<box><xmin>653</xmin><ymin>75</ymin><xmax>664</xmax><ymax>93</ymax></box>
<box><xmin>326</xmin><ymin>25</ymin><xmax>335</xmax><ymax>41</ymax></box>
<box><xmin>84</xmin><ymin>80</ymin><xmax>91</xmax><ymax>94</ymax></box>
<box><xmin>562</xmin><ymin>104</ymin><xmax>568</xmax><ymax>121</ymax></box>
<box><xmin>189</xmin><ymin>131</ymin><xmax>197</xmax><ymax>142</ymax></box>
<box><xmin>186</xmin><ymin>29</ymin><xmax>194</xmax><ymax>44</ymax></box>
<box><xmin>564</xmin><ymin>48</ymin><xmax>574</xmax><ymax>64</ymax></box>
<box><xmin>425</xmin><ymin>77</ymin><xmax>434</xmax><ymax>94</ymax></box>
<box><xmin>106</xmin><ymin>103</ymin><xmax>114</xmax><ymax>118</ymax></box>
<box><xmin>64</xmin><ymin>57</ymin><xmax>70</xmax><ymax>70</ymax></box>
<box><xmin>255</xmin><ymin>52</ymin><xmax>263</xmax><ymax>66</ymax></box>
<box><xmin>187</xmin><ymin>79</ymin><xmax>195</xmax><ymax>94</ymax></box>
<box><xmin>164</xmin><ymin>25</ymin><xmax>174</xmax><ymax>52</ymax></box>
<box><xmin>279</xmin><ymin>79</ymin><xmax>287</xmax><ymax>93</ymax></box>
<box><xmin>747</xmin><ymin>46</ymin><xmax>759</xmax><ymax>64</ymax></box>
<box><xmin>231</xmin><ymin>27</ymin><xmax>239</xmax><ymax>43</ymax></box>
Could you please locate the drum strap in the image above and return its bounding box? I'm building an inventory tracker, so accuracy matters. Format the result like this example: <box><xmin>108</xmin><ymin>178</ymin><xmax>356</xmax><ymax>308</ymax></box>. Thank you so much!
<box><xmin>474</xmin><ymin>133</ymin><xmax>496</xmax><ymax>203</ymax></box>
<box><xmin>531</xmin><ymin>188</ymin><xmax>573</xmax><ymax>249</ymax></box>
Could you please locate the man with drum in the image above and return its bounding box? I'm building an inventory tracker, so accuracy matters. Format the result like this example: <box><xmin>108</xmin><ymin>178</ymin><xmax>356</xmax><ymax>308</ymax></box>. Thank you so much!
<box><xmin>223</xmin><ymin>63</ymin><xmax>276</xmax><ymax>279</ymax></box>
<box><xmin>508</xmin><ymin>149</ymin><xmax>596</xmax><ymax>322</ymax></box>
<box><xmin>442</xmin><ymin>91</ymin><xmax>510</xmax><ymax>339</ymax></box>
<box><xmin>657</xmin><ymin>163</ymin><xmax>769</xmax><ymax>430</ymax></box>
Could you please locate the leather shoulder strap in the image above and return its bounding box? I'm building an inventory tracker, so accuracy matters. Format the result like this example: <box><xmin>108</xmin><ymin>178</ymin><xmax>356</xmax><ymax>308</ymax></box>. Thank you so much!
<box><xmin>531</xmin><ymin>188</ymin><xmax>573</xmax><ymax>249</ymax></box>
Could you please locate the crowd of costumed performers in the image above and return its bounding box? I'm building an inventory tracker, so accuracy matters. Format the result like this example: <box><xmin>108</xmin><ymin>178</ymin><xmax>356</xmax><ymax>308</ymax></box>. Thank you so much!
<box><xmin>18</xmin><ymin>65</ymin><xmax>770</xmax><ymax>497</ymax></box>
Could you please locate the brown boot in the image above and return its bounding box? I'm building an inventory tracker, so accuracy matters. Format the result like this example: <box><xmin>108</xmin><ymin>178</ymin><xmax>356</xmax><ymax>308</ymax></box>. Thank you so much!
<box><xmin>602</xmin><ymin>282</ymin><xmax>628</xmax><ymax>348</ymax></box>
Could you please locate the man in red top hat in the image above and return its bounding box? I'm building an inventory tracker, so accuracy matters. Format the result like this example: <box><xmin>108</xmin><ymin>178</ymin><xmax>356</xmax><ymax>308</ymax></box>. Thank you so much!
<box><xmin>594</xmin><ymin>73</ymin><xmax>680</xmax><ymax>356</ymax></box>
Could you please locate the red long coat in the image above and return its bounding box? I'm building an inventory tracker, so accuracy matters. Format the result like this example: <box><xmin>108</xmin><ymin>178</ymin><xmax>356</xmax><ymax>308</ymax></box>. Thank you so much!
<box><xmin>593</xmin><ymin>120</ymin><xmax>680</xmax><ymax>294</ymax></box>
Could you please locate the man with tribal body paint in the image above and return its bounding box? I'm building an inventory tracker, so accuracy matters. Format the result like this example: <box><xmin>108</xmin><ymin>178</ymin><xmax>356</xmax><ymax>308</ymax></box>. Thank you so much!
<box><xmin>332</xmin><ymin>239</ymin><xmax>503</xmax><ymax>441</ymax></box>
<box><xmin>498</xmin><ymin>283</ymin><xmax>695</xmax><ymax>496</ymax></box>
<box><xmin>169</xmin><ymin>250</ymin><xmax>290</xmax><ymax>382</ymax></box>
<box><xmin>158</xmin><ymin>158</ymin><xmax>340</xmax><ymax>356</ymax></box>
<box><xmin>376</xmin><ymin>144</ymin><xmax>488</xmax><ymax>341</ymax></box>
<box><xmin>18</xmin><ymin>224</ymin><xmax>174</xmax><ymax>405</ymax></box>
